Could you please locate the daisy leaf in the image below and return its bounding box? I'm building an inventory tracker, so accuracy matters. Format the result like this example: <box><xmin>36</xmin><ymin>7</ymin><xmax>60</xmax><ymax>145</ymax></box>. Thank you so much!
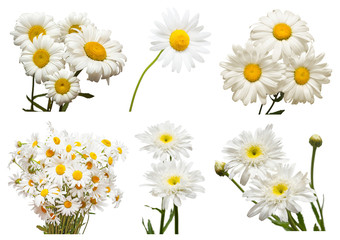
<box><xmin>268</xmin><ymin>110</ymin><xmax>285</xmax><ymax>115</ymax></box>
<box><xmin>163</xmin><ymin>208</ymin><xmax>175</xmax><ymax>233</ymax></box>
<box><xmin>79</xmin><ymin>93</ymin><xmax>95</xmax><ymax>98</ymax></box>
<box><xmin>296</xmin><ymin>212</ymin><xmax>306</xmax><ymax>231</ymax></box>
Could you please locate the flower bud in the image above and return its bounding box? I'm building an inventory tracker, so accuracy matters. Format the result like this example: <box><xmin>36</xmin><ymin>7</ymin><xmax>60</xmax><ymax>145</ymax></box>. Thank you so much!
<box><xmin>215</xmin><ymin>161</ymin><xmax>226</xmax><ymax>176</ymax></box>
<box><xmin>309</xmin><ymin>134</ymin><xmax>322</xmax><ymax>148</ymax></box>
<box><xmin>16</xmin><ymin>141</ymin><xmax>22</xmax><ymax>148</ymax></box>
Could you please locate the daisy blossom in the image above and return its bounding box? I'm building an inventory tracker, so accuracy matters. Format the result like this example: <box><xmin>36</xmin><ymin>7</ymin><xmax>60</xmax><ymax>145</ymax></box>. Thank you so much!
<box><xmin>59</xmin><ymin>12</ymin><xmax>92</xmax><ymax>41</ymax></box>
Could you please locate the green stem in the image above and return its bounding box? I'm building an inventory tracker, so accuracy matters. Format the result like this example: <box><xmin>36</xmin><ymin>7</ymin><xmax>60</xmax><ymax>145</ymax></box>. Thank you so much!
<box><xmin>265</xmin><ymin>94</ymin><xmax>277</xmax><ymax>115</ymax></box>
<box><xmin>310</xmin><ymin>147</ymin><xmax>317</xmax><ymax>190</ymax></box>
<box><xmin>31</xmin><ymin>76</ymin><xmax>35</xmax><ymax>111</ymax></box>
<box><xmin>174</xmin><ymin>204</ymin><xmax>179</xmax><ymax>234</ymax></box>
<box><xmin>13</xmin><ymin>161</ymin><xmax>24</xmax><ymax>171</ymax></box>
<box><xmin>129</xmin><ymin>50</ymin><xmax>164</xmax><ymax>112</ymax></box>
<box><xmin>258</xmin><ymin>104</ymin><xmax>263</xmax><ymax>115</ymax></box>
<box><xmin>159</xmin><ymin>198</ymin><xmax>165</xmax><ymax>234</ymax></box>
<box><xmin>287</xmin><ymin>211</ymin><xmax>299</xmax><ymax>231</ymax></box>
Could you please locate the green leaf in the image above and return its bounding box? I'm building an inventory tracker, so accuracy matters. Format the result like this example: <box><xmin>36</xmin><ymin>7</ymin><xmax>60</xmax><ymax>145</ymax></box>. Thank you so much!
<box><xmin>268</xmin><ymin>110</ymin><xmax>285</xmax><ymax>115</ymax></box>
<box><xmin>313</xmin><ymin>223</ymin><xmax>320</xmax><ymax>231</ymax></box>
<box><xmin>144</xmin><ymin>205</ymin><xmax>164</xmax><ymax>214</ymax></box>
<box><xmin>36</xmin><ymin>225</ymin><xmax>46</xmax><ymax>232</ymax></box>
<box><xmin>274</xmin><ymin>92</ymin><xmax>284</xmax><ymax>102</ymax></box>
<box><xmin>142</xmin><ymin>218</ymin><xmax>155</xmax><ymax>234</ymax></box>
<box><xmin>311</xmin><ymin>202</ymin><xmax>320</xmax><ymax>221</ymax></box>
<box><xmin>269</xmin><ymin>216</ymin><xmax>294</xmax><ymax>231</ymax></box>
<box><xmin>26</xmin><ymin>96</ymin><xmax>47</xmax><ymax>112</ymax></box>
<box><xmin>33</xmin><ymin>93</ymin><xmax>47</xmax><ymax>100</ymax></box>
<box><xmin>142</xmin><ymin>218</ymin><xmax>148</xmax><ymax>233</ymax></box>
<box><xmin>22</xmin><ymin>108</ymin><xmax>37</xmax><ymax>112</ymax></box>
<box><xmin>61</xmin><ymin>103</ymin><xmax>69</xmax><ymax>112</ymax></box>
<box><xmin>296</xmin><ymin>212</ymin><xmax>307</xmax><ymax>231</ymax></box>
<box><xmin>79</xmin><ymin>92</ymin><xmax>95</xmax><ymax>98</ymax></box>
<box><xmin>162</xmin><ymin>208</ymin><xmax>175</xmax><ymax>233</ymax></box>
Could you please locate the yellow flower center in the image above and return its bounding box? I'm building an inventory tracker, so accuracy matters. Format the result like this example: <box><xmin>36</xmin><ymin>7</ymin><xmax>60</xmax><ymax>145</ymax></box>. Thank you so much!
<box><xmin>101</xmin><ymin>139</ymin><xmax>111</xmax><ymax>147</ymax></box>
<box><xmin>55</xmin><ymin>78</ymin><xmax>71</xmax><ymax>95</ymax></box>
<box><xmin>68</xmin><ymin>24</ymin><xmax>82</xmax><ymax>34</ymax></box>
<box><xmin>28</xmin><ymin>25</ymin><xmax>46</xmax><ymax>42</ymax></box>
<box><xmin>160</xmin><ymin>134</ymin><xmax>173</xmax><ymax>143</ymax></box>
<box><xmin>167</xmin><ymin>176</ymin><xmax>181</xmax><ymax>186</ymax></box>
<box><xmin>90</xmin><ymin>198</ymin><xmax>97</xmax><ymax>205</ymax></box>
<box><xmin>244</xmin><ymin>64</ymin><xmax>262</xmax><ymax>82</ymax></box>
<box><xmin>81</xmin><ymin>201</ymin><xmax>86</xmax><ymax>208</ymax></box>
<box><xmin>53</xmin><ymin>137</ymin><xmax>60</xmax><ymax>145</ymax></box>
<box><xmin>294</xmin><ymin>67</ymin><xmax>310</xmax><ymax>85</ymax></box>
<box><xmin>106</xmin><ymin>187</ymin><xmax>111</xmax><ymax>193</ymax></box>
<box><xmin>117</xmin><ymin>147</ymin><xmax>123</xmax><ymax>154</ymax></box>
<box><xmin>33</xmin><ymin>49</ymin><xmax>50</xmax><ymax>68</ymax></box>
<box><xmin>75</xmin><ymin>184</ymin><xmax>83</xmax><ymax>190</ymax></box>
<box><xmin>273</xmin><ymin>23</ymin><xmax>292</xmax><ymax>40</ymax></box>
<box><xmin>71</xmin><ymin>154</ymin><xmax>76</xmax><ymax>160</ymax></box>
<box><xmin>56</xmin><ymin>164</ymin><xmax>66</xmax><ymax>175</ymax></box>
<box><xmin>73</xmin><ymin>170</ymin><xmax>83</xmax><ymax>180</ymax></box>
<box><xmin>41</xmin><ymin>206</ymin><xmax>47</xmax><ymax>213</ymax></box>
<box><xmin>272</xmin><ymin>183</ymin><xmax>288</xmax><ymax>196</ymax></box>
<box><xmin>92</xmin><ymin>176</ymin><xmax>100</xmax><ymax>183</ymax></box>
<box><xmin>46</xmin><ymin>149</ymin><xmax>55</xmax><ymax>157</ymax></box>
<box><xmin>115</xmin><ymin>195</ymin><xmax>120</xmax><ymax>201</ymax></box>
<box><xmin>108</xmin><ymin>156</ymin><xmax>113</xmax><ymax>165</ymax></box>
<box><xmin>246</xmin><ymin>145</ymin><xmax>263</xmax><ymax>159</ymax></box>
<box><xmin>84</xmin><ymin>42</ymin><xmax>107</xmax><ymax>61</ymax></box>
<box><xmin>28</xmin><ymin>179</ymin><xmax>34</xmax><ymax>186</ymax></box>
<box><xmin>64</xmin><ymin>200</ymin><xmax>72</xmax><ymax>208</ymax></box>
<box><xmin>66</xmin><ymin>144</ymin><xmax>72</xmax><ymax>153</ymax></box>
<box><xmin>32</xmin><ymin>140</ymin><xmax>38</xmax><ymax>148</ymax></box>
<box><xmin>75</xmin><ymin>141</ymin><xmax>81</xmax><ymax>147</ymax></box>
<box><xmin>90</xmin><ymin>152</ymin><xmax>97</xmax><ymax>160</ymax></box>
<box><xmin>169</xmin><ymin>29</ymin><xmax>190</xmax><ymax>51</ymax></box>
<box><xmin>86</xmin><ymin>161</ymin><xmax>93</xmax><ymax>169</ymax></box>
<box><xmin>41</xmin><ymin>189</ymin><xmax>49</xmax><ymax>197</ymax></box>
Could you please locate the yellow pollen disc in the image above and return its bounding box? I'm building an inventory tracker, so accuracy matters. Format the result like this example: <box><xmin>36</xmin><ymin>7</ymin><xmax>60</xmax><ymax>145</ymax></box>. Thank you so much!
<box><xmin>75</xmin><ymin>184</ymin><xmax>83</xmax><ymax>190</ymax></box>
<box><xmin>17</xmin><ymin>151</ymin><xmax>21</xmax><ymax>155</ymax></box>
<box><xmin>92</xmin><ymin>176</ymin><xmax>100</xmax><ymax>183</ymax></box>
<box><xmin>81</xmin><ymin>201</ymin><xmax>86</xmax><ymax>208</ymax></box>
<box><xmin>33</xmin><ymin>49</ymin><xmax>50</xmax><ymax>68</ymax></box>
<box><xmin>84</xmin><ymin>42</ymin><xmax>107</xmax><ymax>61</ymax></box>
<box><xmin>160</xmin><ymin>134</ymin><xmax>173</xmax><ymax>143</ymax></box>
<box><xmin>32</xmin><ymin>140</ymin><xmax>38</xmax><ymax>148</ymax></box>
<box><xmin>93</xmin><ymin>186</ymin><xmax>98</xmax><ymax>191</ymax></box>
<box><xmin>86</xmin><ymin>161</ymin><xmax>93</xmax><ymax>169</ymax></box>
<box><xmin>39</xmin><ymin>179</ymin><xmax>43</xmax><ymax>183</ymax></box>
<box><xmin>28</xmin><ymin>25</ymin><xmax>46</xmax><ymax>42</ymax></box>
<box><xmin>64</xmin><ymin>200</ymin><xmax>72</xmax><ymax>208</ymax></box>
<box><xmin>104</xmin><ymin>173</ymin><xmax>110</xmax><ymax>178</ymax></box>
<box><xmin>246</xmin><ymin>145</ymin><xmax>263</xmax><ymax>159</ymax></box>
<box><xmin>75</xmin><ymin>141</ymin><xmax>81</xmax><ymax>147</ymax></box>
<box><xmin>167</xmin><ymin>176</ymin><xmax>181</xmax><ymax>186</ymax></box>
<box><xmin>50</xmin><ymin>213</ymin><xmax>56</xmax><ymax>219</ymax></box>
<box><xmin>46</xmin><ymin>149</ymin><xmax>55</xmax><ymax>157</ymax></box>
<box><xmin>83</xmin><ymin>154</ymin><xmax>89</xmax><ymax>159</ymax></box>
<box><xmin>169</xmin><ymin>29</ymin><xmax>190</xmax><ymax>51</ymax></box>
<box><xmin>273</xmin><ymin>23</ymin><xmax>292</xmax><ymax>40</ymax></box>
<box><xmin>244</xmin><ymin>64</ymin><xmax>262</xmax><ymax>82</ymax></box>
<box><xmin>65</xmin><ymin>144</ymin><xmax>72</xmax><ymax>153</ymax></box>
<box><xmin>90</xmin><ymin>198</ymin><xmax>97</xmax><ymax>204</ymax></box>
<box><xmin>41</xmin><ymin>206</ymin><xmax>47</xmax><ymax>213</ymax></box>
<box><xmin>28</xmin><ymin>179</ymin><xmax>34</xmax><ymax>186</ymax></box>
<box><xmin>71</xmin><ymin>154</ymin><xmax>76</xmax><ymax>160</ymax></box>
<box><xmin>90</xmin><ymin>152</ymin><xmax>97</xmax><ymax>160</ymax></box>
<box><xmin>115</xmin><ymin>195</ymin><xmax>120</xmax><ymax>201</ymax></box>
<box><xmin>53</xmin><ymin>137</ymin><xmax>60</xmax><ymax>145</ymax></box>
<box><xmin>55</xmin><ymin>78</ymin><xmax>71</xmax><ymax>95</ymax></box>
<box><xmin>117</xmin><ymin>147</ymin><xmax>123</xmax><ymax>154</ymax></box>
<box><xmin>101</xmin><ymin>139</ymin><xmax>111</xmax><ymax>147</ymax></box>
<box><xmin>55</xmin><ymin>164</ymin><xmax>66</xmax><ymax>175</ymax></box>
<box><xmin>294</xmin><ymin>67</ymin><xmax>310</xmax><ymax>85</ymax></box>
<box><xmin>108</xmin><ymin>156</ymin><xmax>113</xmax><ymax>165</ymax></box>
<box><xmin>272</xmin><ymin>183</ymin><xmax>288</xmax><ymax>196</ymax></box>
<box><xmin>68</xmin><ymin>24</ymin><xmax>82</xmax><ymax>34</ymax></box>
<box><xmin>73</xmin><ymin>170</ymin><xmax>83</xmax><ymax>180</ymax></box>
<box><xmin>41</xmin><ymin>189</ymin><xmax>49</xmax><ymax>197</ymax></box>
<box><xmin>106</xmin><ymin>187</ymin><xmax>111</xmax><ymax>193</ymax></box>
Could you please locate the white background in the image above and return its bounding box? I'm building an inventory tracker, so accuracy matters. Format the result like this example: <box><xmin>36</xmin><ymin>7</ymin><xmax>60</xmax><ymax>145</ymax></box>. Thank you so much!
<box><xmin>0</xmin><ymin>0</ymin><xmax>339</xmax><ymax>239</ymax></box>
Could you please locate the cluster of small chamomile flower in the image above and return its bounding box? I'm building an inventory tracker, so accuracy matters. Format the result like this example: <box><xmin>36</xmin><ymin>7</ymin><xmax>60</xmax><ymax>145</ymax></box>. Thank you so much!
<box><xmin>215</xmin><ymin>125</ymin><xmax>325</xmax><ymax>231</ymax></box>
<box><xmin>8</xmin><ymin>123</ymin><xmax>128</xmax><ymax>234</ymax></box>
<box><xmin>220</xmin><ymin>10</ymin><xmax>332</xmax><ymax>114</ymax></box>
<box><xmin>11</xmin><ymin>12</ymin><xmax>126</xmax><ymax>111</ymax></box>
<box><xmin>136</xmin><ymin>121</ymin><xmax>204</xmax><ymax>234</ymax></box>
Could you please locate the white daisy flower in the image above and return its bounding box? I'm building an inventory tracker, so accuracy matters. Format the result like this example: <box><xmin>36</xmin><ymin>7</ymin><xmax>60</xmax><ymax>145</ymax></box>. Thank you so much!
<box><xmin>20</xmin><ymin>174</ymin><xmax>37</xmax><ymax>196</ymax></box>
<box><xmin>46</xmin><ymin>211</ymin><xmax>60</xmax><ymax>225</ymax></box>
<box><xmin>8</xmin><ymin>173</ymin><xmax>23</xmax><ymax>189</ymax></box>
<box><xmin>32</xmin><ymin>203</ymin><xmax>50</xmax><ymax>221</ymax></box>
<box><xmin>89</xmin><ymin>197</ymin><xmax>106</xmax><ymax>211</ymax></box>
<box><xmin>56</xmin><ymin>196</ymin><xmax>81</xmax><ymax>216</ymax></box>
<box><xmin>145</xmin><ymin>160</ymin><xmax>204</xmax><ymax>209</ymax></box>
<box><xmin>68</xmin><ymin>162</ymin><xmax>91</xmax><ymax>188</ymax></box>
<box><xmin>250</xmin><ymin>9</ymin><xmax>313</xmax><ymax>61</ymax></box>
<box><xmin>19</xmin><ymin>35</ymin><xmax>65</xmax><ymax>83</ymax></box>
<box><xmin>223</xmin><ymin>124</ymin><xmax>285</xmax><ymax>185</ymax></box>
<box><xmin>151</xmin><ymin>9</ymin><xmax>210</xmax><ymax>72</ymax></box>
<box><xmin>34</xmin><ymin>184</ymin><xmax>60</xmax><ymax>206</ymax></box>
<box><xmin>58</xmin><ymin>12</ymin><xmax>92</xmax><ymax>41</ymax></box>
<box><xmin>111</xmin><ymin>188</ymin><xmax>123</xmax><ymax>208</ymax></box>
<box><xmin>136</xmin><ymin>121</ymin><xmax>193</xmax><ymax>161</ymax></box>
<box><xmin>220</xmin><ymin>41</ymin><xmax>285</xmax><ymax>105</ymax></box>
<box><xmin>45</xmin><ymin>158</ymin><xmax>71</xmax><ymax>187</ymax></box>
<box><xmin>45</xmin><ymin>69</ymin><xmax>81</xmax><ymax>106</ymax></box>
<box><xmin>90</xmin><ymin>184</ymin><xmax>107</xmax><ymax>200</ymax></box>
<box><xmin>114</xmin><ymin>141</ymin><xmax>128</xmax><ymax>161</ymax></box>
<box><xmin>280</xmin><ymin>46</ymin><xmax>331</xmax><ymax>104</ymax></box>
<box><xmin>244</xmin><ymin>164</ymin><xmax>316</xmax><ymax>221</ymax></box>
<box><xmin>11</xmin><ymin>12</ymin><xmax>60</xmax><ymax>49</ymax></box>
<box><xmin>65</xmin><ymin>25</ymin><xmax>126</xmax><ymax>83</ymax></box>
<box><xmin>70</xmin><ymin>183</ymin><xmax>88</xmax><ymax>198</ymax></box>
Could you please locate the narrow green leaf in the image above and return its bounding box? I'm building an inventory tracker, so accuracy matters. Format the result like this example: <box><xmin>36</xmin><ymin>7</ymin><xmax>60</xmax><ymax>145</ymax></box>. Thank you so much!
<box><xmin>61</xmin><ymin>103</ymin><xmax>69</xmax><ymax>112</ymax></box>
<box><xmin>311</xmin><ymin>203</ymin><xmax>320</xmax><ymax>221</ymax></box>
<box><xmin>144</xmin><ymin>205</ymin><xmax>164</xmax><ymax>214</ymax></box>
<box><xmin>162</xmin><ymin>208</ymin><xmax>175</xmax><ymax>233</ymax></box>
<box><xmin>79</xmin><ymin>92</ymin><xmax>95</xmax><ymax>98</ymax></box>
<box><xmin>268</xmin><ymin>110</ymin><xmax>285</xmax><ymax>115</ymax></box>
<box><xmin>36</xmin><ymin>225</ymin><xmax>46</xmax><ymax>232</ymax></box>
<box><xmin>296</xmin><ymin>212</ymin><xmax>307</xmax><ymax>231</ymax></box>
<box><xmin>269</xmin><ymin>217</ymin><xmax>293</xmax><ymax>231</ymax></box>
<box><xmin>147</xmin><ymin>219</ymin><xmax>155</xmax><ymax>234</ymax></box>
<box><xmin>142</xmin><ymin>218</ymin><xmax>148</xmax><ymax>233</ymax></box>
<box><xmin>26</xmin><ymin>96</ymin><xmax>47</xmax><ymax>112</ymax></box>
<box><xmin>314</xmin><ymin>223</ymin><xmax>320</xmax><ymax>231</ymax></box>
<box><xmin>22</xmin><ymin>108</ymin><xmax>36</xmax><ymax>112</ymax></box>
<box><xmin>33</xmin><ymin>93</ymin><xmax>47</xmax><ymax>100</ymax></box>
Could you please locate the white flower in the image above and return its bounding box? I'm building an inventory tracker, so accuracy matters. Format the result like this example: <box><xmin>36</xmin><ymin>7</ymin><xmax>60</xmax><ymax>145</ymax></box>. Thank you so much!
<box><xmin>280</xmin><ymin>46</ymin><xmax>331</xmax><ymax>104</ymax></box>
<box><xmin>220</xmin><ymin>41</ymin><xmax>285</xmax><ymax>105</ymax></box>
<box><xmin>56</xmin><ymin>196</ymin><xmax>81</xmax><ymax>216</ymax></box>
<box><xmin>19</xmin><ymin>35</ymin><xmax>65</xmax><ymax>83</ymax></box>
<box><xmin>136</xmin><ymin>121</ymin><xmax>193</xmax><ymax>161</ymax></box>
<box><xmin>45</xmin><ymin>69</ymin><xmax>81</xmax><ymax>106</ymax></box>
<box><xmin>144</xmin><ymin>160</ymin><xmax>204</xmax><ymax>209</ymax></box>
<box><xmin>244</xmin><ymin>164</ymin><xmax>316</xmax><ymax>221</ymax></box>
<box><xmin>45</xmin><ymin>158</ymin><xmax>71</xmax><ymax>187</ymax></box>
<box><xmin>111</xmin><ymin>188</ymin><xmax>123</xmax><ymax>208</ymax></box>
<box><xmin>151</xmin><ymin>9</ymin><xmax>210</xmax><ymax>72</ymax></box>
<box><xmin>250</xmin><ymin>9</ymin><xmax>313</xmax><ymax>61</ymax></box>
<box><xmin>68</xmin><ymin>162</ymin><xmax>91</xmax><ymax>188</ymax></box>
<box><xmin>114</xmin><ymin>141</ymin><xmax>128</xmax><ymax>161</ymax></box>
<box><xmin>34</xmin><ymin>184</ymin><xmax>60</xmax><ymax>206</ymax></box>
<box><xmin>223</xmin><ymin>124</ymin><xmax>285</xmax><ymax>185</ymax></box>
<box><xmin>58</xmin><ymin>12</ymin><xmax>92</xmax><ymax>41</ymax></box>
<box><xmin>11</xmin><ymin>12</ymin><xmax>60</xmax><ymax>49</ymax></box>
<box><xmin>65</xmin><ymin>25</ymin><xmax>126</xmax><ymax>83</ymax></box>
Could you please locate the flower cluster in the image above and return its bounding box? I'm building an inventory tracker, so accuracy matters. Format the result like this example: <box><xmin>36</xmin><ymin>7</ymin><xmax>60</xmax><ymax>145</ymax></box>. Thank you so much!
<box><xmin>220</xmin><ymin>10</ymin><xmax>331</xmax><ymax>114</ymax></box>
<box><xmin>136</xmin><ymin>121</ymin><xmax>204</xmax><ymax>234</ymax></box>
<box><xmin>8</xmin><ymin>123</ymin><xmax>127</xmax><ymax>234</ymax></box>
<box><xmin>11</xmin><ymin>12</ymin><xmax>126</xmax><ymax>111</ymax></box>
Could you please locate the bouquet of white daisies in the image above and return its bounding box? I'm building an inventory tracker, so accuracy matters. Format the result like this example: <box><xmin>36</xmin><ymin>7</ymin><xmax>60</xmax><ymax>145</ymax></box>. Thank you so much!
<box><xmin>220</xmin><ymin>10</ymin><xmax>331</xmax><ymax>115</ymax></box>
<box><xmin>11</xmin><ymin>12</ymin><xmax>126</xmax><ymax>112</ymax></box>
<box><xmin>215</xmin><ymin>125</ymin><xmax>325</xmax><ymax>231</ymax></box>
<box><xmin>136</xmin><ymin>121</ymin><xmax>204</xmax><ymax>234</ymax></box>
<box><xmin>8</xmin><ymin>123</ymin><xmax>127</xmax><ymax>234</ymax></box>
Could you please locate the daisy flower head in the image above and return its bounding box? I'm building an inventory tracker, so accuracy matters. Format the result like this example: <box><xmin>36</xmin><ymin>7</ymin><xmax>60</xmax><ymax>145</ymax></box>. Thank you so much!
<box><xmin>65</xmin><ymin>25</ymin><xmax>127</xmax><ymax>83</ymax></box>
<box><xmin>114</xmin><ymin>141</ymin><xmax>128</xmax><ymax>161</ymax></box>
<box><xmin>11</xmin><ymin>12</ymin><xmax>60</xmax><ymax>49</ymax></box>
<box><xmin>220</xmin><ymin>41</ymin><xmax>285</xmax><ymax>105</ymax></box>
<box><xmin>280</xmin><ymin>45</ymin><xmax>331</xmax><ymax>104</ymax></box>
<box><xmin>136</xmin><ymin>121</ymin><xmax>193</xmax><ymax>161</ymax></box>
<box><xmin>111</xmin><ymin>188</ymin><xmax>123</xmax><ymax>208</ymax></box>
<box><xmin>45</xmin><ymin>69</ymin><xmax>81</xmax><ymax>106</ymax></box>
<box><xmin>151</xmin><ymin>9</ymin><xmax>210</xmax><ymax>72</ymax></box>
<box><xmin>68</xmin><ymin>162</ymin><xmax>91</xmax><ymax>188</ymax></box>
<box><xmin>59</xmin><ymin>12</ymin><xmax>92</xmax><ymax>41</ymax></box>
<box><xmin>145</xmin><ymin>160</ymin><xmax>204</xmax><ymax>209</ymax></box>
<box><xmin>56</xmin><ymin>196</ymin><xmax>81</xmax><ymax>216</ymax></box>
<box><xmin>250</xmin><ymin>10</ymin><xmax>313</xmax><ymax>61</ymax></box>
<box><xmin>19</xmin><ymin>34</ymin><xmax>65</xmax><ymax>84</ymax></box>
<box><xmin>223</xmin><ymin>124</ymin><xmax>285</xmax><ymax>185</ymax></box>
<box><xmin>244</xmin><ymin>164</ymin><xmax>316</xmax><ymax>221</ymax></box>
<box><xmin>45</xmin><ymin>157</ymin><xmax>71</xmax><ymax>187</ymax></box>
<box><xmin>34</xmin><ymin>184</ymin><xmax>60</xmax><ymax>206</ymax></box>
